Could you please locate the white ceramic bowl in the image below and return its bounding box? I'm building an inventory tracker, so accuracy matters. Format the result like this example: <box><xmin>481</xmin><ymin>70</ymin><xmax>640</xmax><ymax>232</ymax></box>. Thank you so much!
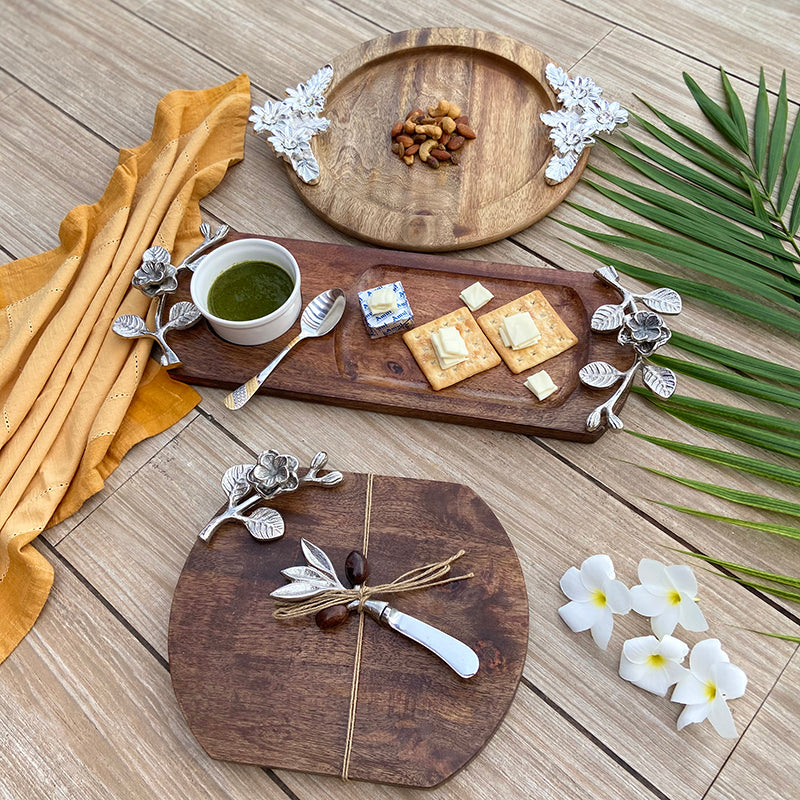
<box><xmin>190</xmin><ymin>238</ymin><xmax>301</xmax><ymax>346</ymax></box>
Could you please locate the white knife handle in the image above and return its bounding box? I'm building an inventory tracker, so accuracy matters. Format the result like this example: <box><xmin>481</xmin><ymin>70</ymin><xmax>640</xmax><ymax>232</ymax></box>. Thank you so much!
<box><xmin>361</xmin><ymin>600</ymin><xmax>479</xmax><ymax>678</ymax></box>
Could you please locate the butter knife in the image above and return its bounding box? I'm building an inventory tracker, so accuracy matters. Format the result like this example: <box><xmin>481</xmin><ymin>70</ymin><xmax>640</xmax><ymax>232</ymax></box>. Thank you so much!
<box><xmin>352</xmin><ymin>598</ymin><xmax>480</xmax><ymax>679</ymax></box>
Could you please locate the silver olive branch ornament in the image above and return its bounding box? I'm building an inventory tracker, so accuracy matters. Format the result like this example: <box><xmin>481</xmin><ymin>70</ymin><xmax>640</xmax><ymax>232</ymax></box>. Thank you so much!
<box><xmin>197</xmin><ymin>450</ymin><xmax>343</xmax><ymax>543</ymax></box>
<box><xmin>580</xmin><ymin>265</ymin><xmax>682</xmax><ymax>431</ymax></box>
<box><xmin>540</xmin><ymin>63</ymin><xmax>629</xmax><ymax>185</ymax></box>
<box><xmin>112</xmin><ymin>222</ymin><xmax>229</xmax><ymax>368</ymax></box>
<box><xmin>271</xmin><ymin>539</ymin><xmax>480</xmax><ymax>679</ymax></box>
<box><xmin>249</xmin><ymin>65</ymin><xmax>333</xmax><ymax>185</ymax></box>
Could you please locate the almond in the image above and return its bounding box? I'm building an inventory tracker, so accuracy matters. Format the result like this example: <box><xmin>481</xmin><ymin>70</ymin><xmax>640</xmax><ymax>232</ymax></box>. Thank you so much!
<box><xmin>446</xmin><ymin>135</ymin><xmax>465</xmax><ymax>150</ymax></box>
<box><xmin>390</xmin><ymin>120</ymin><xmax>403</xmax><ymax>138</ymax></box>
<box><xmin>430</xmin><ymin>148</ymin><xmax>450</xmax><ymax>161</ymax></box>
<box><xmin>456</xmin><ymin>123</ymin><xmax>476</xmax><ymax>139</ymax></box>
<box><xmin>404</xmin><ymin>144</ymin><xmax>420</xmax><ymax>155</ymax></box>
<box><xmin>396</xmin><ymin>134</ymin><xmax>414</xmax><ymax>147</ymax></box>
<box><xmin>454</xmin><ymin>115</ymin><xmax>469</xmax><ymax>126</ymax></box>
<box><xmin>439</xmin><ymin>132</ymin><xmax>451</xmax><ymax>147</ymax></box>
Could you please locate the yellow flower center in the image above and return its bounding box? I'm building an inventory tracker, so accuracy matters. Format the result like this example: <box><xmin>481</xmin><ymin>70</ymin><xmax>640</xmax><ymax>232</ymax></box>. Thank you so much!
<box><xmin>647</xmin><ymin>654</ymin><xmax>666</xmax><ymax>668</ymax></box>
<box><xmin>705</xmin><ymin>682</ymin><xmax>717</xmax><ymax>702</ymax></box>
<box><xmin>668</xmin><ymin>589</ymin><xmax>682</xmax><ymax>605</ymax></box>
<box><xmin>591</xmin><ymin>589</ymin><xmax>607</xmax><ymax>608</ymax></box>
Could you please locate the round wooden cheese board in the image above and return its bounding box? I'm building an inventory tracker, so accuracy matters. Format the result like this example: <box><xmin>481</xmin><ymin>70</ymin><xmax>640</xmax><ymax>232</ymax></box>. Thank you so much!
<box><xmin>286</xmin><ymin>27</ymin><xmax>588</xmax><ymax>252</ymax></box>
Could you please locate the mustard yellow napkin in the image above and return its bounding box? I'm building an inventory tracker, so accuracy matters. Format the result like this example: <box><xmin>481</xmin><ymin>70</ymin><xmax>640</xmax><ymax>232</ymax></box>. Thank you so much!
<box><xmin>0</xmin><ymin>74</ymin><xmax>251</xmax><ymax>663</ymax></box>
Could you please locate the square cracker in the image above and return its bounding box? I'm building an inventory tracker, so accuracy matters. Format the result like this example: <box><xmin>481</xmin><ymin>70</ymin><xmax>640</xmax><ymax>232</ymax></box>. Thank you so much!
<box><xmin>476</xmin><ymin>290</ymin><xmax>578</xmax><ymax>374</ymax></box>
<box><xmin>402</xmin><ymin>307</ymin><xmax>501</xmax><ymax>390</ymax></box>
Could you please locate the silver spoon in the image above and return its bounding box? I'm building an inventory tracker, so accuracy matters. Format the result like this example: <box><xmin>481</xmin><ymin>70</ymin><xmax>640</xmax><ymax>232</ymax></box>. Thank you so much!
<box><xmin>223</xmin><ymin>288</ymin><xmax>346</xmax><ymax>410</ymax></box>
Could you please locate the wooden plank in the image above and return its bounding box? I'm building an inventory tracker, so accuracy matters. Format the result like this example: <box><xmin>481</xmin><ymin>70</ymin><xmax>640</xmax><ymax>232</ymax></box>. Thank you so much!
<box><xmin>569</xmin><ymin>0</ymin><xmax>800</xmax><ymax>87</ymax></box>
<box><xmin>58</xmin><ymin>405</ymin><xmax>796</xmax><ymax>798</ymax></box>
<box><xmin>136</xmin><ymin>0</ymin><xmax>386</xmax><ymax>100</ymax></box>
<box><xmin>706</xmin><ymin>645</ymin><xmax>800</xmax><ymax>800</ymax></box>
<box><xmin>41</xmin><ymin>410</ymin><xmax>198</xmax><ymax>545</ymax></box>
<box><xmin>0</xmin><ymin>0</ymin><xmax>234</xmax><ymax>148</ymax></box>
<box><xmin>0</xmin><ymin>546</ymin><xmax>291</xmax><ymax>800</ymax></box>
<box><xmin>283</xmin><ymin>684</ymin><xmax>661</xmax><ymax>800</ymax></box>
<box><xmin>0</xmin><ymin>85</ymin><xmax>118</xmax><ymax>260</ymax></box>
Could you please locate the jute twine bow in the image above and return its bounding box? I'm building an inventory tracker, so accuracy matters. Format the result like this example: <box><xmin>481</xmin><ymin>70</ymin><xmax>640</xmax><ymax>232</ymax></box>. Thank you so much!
<box><xmin>272</xmin><ymin>473</ymin><xmax>474</xmax><ymax>780</ymax></box>
<box><xmin>272</xmin><ymin>549</ymin><xmax>473</xmax><ymax>620</ymax></box>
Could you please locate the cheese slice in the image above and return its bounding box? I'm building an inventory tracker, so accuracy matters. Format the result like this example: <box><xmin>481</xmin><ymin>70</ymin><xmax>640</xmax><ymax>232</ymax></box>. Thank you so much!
<box><xmin>499</xmin><ymin>311</ymin><xmax>540</xmax><ymax>350</ymax></box>
<box><xmin>524</xmin><ymin>370</ymin><xmax>557</xmax><ymax>400</ymax></box>
<box><xmin>431</xmin><ymin>326</ymin><xmax>468</xmax><ymax>369</ymax></box>
<box><xmin>367</xmin><ymin>286</ymin><xmax>397</xmax><ymax>315</ymax></box>
<box><xmin>459</xmin><ymin>281</ymin><xmax>494</xmax><ymax>312</ymax></box>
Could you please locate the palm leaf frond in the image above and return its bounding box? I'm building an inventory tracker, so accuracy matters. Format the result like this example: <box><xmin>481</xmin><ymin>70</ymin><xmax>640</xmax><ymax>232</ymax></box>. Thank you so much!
<box><xmin>626</xmin><ymin>431</ymin><xmax>800</xmax><ymax>487</ymax></box>
<box><xmin>668</xmin><ymin>332</ymin><xmax>800</xmax><ymax>388</ymax></box>
<box><xmin>654</xmin><ymin>502</ymin><xmax>800</xmax><ymax>541</ymax></box>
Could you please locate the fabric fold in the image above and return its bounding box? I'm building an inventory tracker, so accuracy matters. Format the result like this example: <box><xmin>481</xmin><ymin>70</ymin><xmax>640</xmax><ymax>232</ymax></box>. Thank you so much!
<box><xmin>0</xmin><ymin>73</ymin><xmax>251</xmax><ymax>664</ymax></box>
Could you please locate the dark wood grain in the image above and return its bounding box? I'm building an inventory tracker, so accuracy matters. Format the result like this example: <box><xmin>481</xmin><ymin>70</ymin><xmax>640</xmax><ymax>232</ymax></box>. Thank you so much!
<box><xmin>286</xmin><ymin>27</ymin><xmax>589</xmax><ymax>252</ymax></box>
<box><xmin>170</xmin><ymin>235</ymin><xmax>634</xmax><ymax>442</ymax></box>
<box><xmin>168</xmin><ymin>473</ymin><xmax>530</xmax><ymax>788</ymax></box>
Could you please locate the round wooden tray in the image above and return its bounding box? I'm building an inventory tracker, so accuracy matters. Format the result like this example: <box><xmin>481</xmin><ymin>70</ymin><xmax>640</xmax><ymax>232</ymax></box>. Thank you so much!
<box><xmin>287</xmin><ymin>27</ymin><xmax>589</xmax><ymax>252</ymax></box>
<box><xmin>168</xmin><ymin>472</ymin><xmax>529</xmax><ymax>788</ymax></box>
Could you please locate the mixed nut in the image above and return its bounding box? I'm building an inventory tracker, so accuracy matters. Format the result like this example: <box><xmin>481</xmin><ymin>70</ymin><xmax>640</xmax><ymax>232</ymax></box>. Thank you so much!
<box><xmin>390</xmin><ymin>99</ymin><xmax>476</xmax><ymax>169</ymax></box>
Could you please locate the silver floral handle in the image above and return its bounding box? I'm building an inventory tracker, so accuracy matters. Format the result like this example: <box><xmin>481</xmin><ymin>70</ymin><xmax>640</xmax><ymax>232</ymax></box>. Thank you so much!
<box><xmin>198</xmin><ymin>449</ymin><xmax>343</xmax><ymax>543</ymax></box>
<box><xmin>540</xmin><ymin>63</ymin><xmax>628</xmax><ymax>185</ymax></box>
<box><xmin>112</xmin><ymin>223</ymin><xmax>229</xmax><ymax>367</ymax></box>
<box><xmin>580</xmin><ymin>265</ymin><xmax>682</xmax><ymax>431</ymax></box>
<box><xmin>249</xmin><ymin>65</ymin><xmax>333</xmax><ymax>185</ymax></box>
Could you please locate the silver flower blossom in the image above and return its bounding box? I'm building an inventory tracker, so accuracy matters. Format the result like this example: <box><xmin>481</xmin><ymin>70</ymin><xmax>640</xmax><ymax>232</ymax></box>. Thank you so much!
<box><xmin>248</xmin><ymin>450</ymin><xmax>301</xmax><ymax>498</ymax></box>
<box><xmin>132</xmin><ymin>246</ymin><xmax>178</xmax><ymax>298</ymax></box>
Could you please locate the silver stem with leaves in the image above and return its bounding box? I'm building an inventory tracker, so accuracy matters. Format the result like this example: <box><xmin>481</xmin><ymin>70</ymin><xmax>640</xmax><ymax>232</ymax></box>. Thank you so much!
<box><xmin>580</xmin><ymin>264</ymin><xmax>682</xmax><ymax>430</ymax></box>
<box><xmin>112</xmin><ymin>223</ymin><xmax>229</xmax><ymax>367</ymax></box>
<box><xmin>198</xmin><ymin>449</ymin><xmax>343</xmax><ymax>543</ymax></box>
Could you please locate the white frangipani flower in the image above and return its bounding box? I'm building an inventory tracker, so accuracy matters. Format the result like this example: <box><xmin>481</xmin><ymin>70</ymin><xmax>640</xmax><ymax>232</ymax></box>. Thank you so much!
<box><xmin>630</xmin><ymin>558</ymin><xmax>708</xmax><ymax>638</ymax></box>
<box><xmin>619</xmin><ymin>634</ymin><xmax>688</xmax><ymax>696</ymax></box>
<box><xmin>671</xmin><ymin>639</ymin><xmax>747</xmax><ymax>738</ymax></box>
<box><xmin>558</xmin><ymin>554</ymin><xmax>632</xmax><ymax>649</ymax></box>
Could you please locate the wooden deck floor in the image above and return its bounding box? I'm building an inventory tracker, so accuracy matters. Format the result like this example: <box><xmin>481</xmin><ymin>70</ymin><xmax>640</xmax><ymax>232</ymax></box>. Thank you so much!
<box><xmin>1</xmin><ymin>1</ymin><xmax>799</xmax><ymax>797</ymax></box>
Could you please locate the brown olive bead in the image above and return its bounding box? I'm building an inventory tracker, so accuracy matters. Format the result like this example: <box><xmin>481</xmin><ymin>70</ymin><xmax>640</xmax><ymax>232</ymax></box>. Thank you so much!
<box><xmin>315</xmin><ymin>604</ymin><xmax>349</xmax><ymax>629</ymax></box>
<box><xmin>345</xmin><ymin>550</ymin><xmax>369</xmax><ymax>587</ymax></box>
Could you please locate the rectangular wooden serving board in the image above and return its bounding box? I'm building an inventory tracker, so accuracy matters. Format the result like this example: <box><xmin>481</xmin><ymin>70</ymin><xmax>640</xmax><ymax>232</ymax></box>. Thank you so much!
<box><xmin>171</xmin><ymin>235</ymin><xmax>633</xmax><ymax>441</ymax></box>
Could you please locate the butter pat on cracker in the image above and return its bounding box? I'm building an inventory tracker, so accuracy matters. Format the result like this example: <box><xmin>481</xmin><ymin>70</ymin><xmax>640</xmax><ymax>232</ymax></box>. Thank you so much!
<box><xmin>499</xmin><ymin>311</ymin><xmax>540</xmax><ymax>350</ymax></box>
<box><xmin>402</xmin><ymin>307</ymin><xmax>501</xmax><ymax>390</ymax></box>
<box><xmin>477</xmin><ymin>289</ymin><xmax>577</xmax><ymax>374</ymax></box>
<box><xmin>431</xmin><ymin>325</ymin><xmax>469</xmax><ymax>369</ymax></box>
<box><xmin>459</xmin><ymin>281</ymin><xmax>494</xmax><ymax>312</ymax></box>
<box><xmin>525</xmin><ymin>370</ymin><xmax>558</xmax><ymax>400</ymax></box>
